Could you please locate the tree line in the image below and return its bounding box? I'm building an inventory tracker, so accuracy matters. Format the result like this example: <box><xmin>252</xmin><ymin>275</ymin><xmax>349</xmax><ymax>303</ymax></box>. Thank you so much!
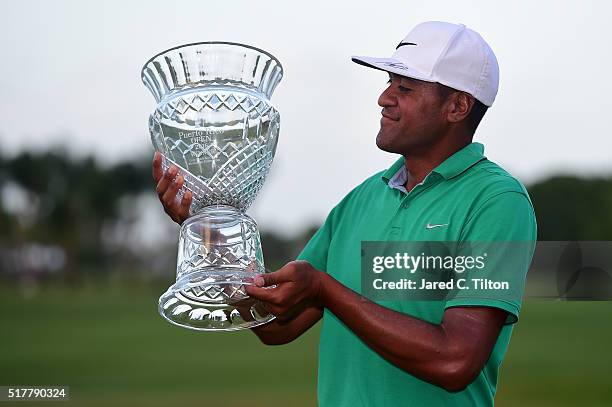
<box><xmin>1</xmin><ymin>148</ymin><xmax>611</xmax><ymax>281</ymax></box>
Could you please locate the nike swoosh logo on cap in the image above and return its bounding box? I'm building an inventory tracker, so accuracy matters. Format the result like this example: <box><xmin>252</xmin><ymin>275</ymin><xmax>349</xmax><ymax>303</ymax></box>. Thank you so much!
<box><xmin>396</xmin><ymin>42</ymin><xmax>417</xmax><ymax>49</ymax></box>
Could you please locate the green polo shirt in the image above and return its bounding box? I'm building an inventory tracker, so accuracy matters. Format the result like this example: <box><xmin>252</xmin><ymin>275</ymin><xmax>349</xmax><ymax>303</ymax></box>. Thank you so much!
<box><xmin>297</xmin><ymin>142</ymin><xmax>537</xmax><ymax>407</ymax></box>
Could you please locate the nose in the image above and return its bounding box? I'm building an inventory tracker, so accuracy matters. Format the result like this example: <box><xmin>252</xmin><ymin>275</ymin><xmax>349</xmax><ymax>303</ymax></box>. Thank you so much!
<box><xmin>378</xmin><ymin>83</ymin><xmax>396</xmax><ymax>108</ymax></box>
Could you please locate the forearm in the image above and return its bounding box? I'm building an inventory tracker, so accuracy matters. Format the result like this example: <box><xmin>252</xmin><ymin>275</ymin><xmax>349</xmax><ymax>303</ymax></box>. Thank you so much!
<box><xmin>245</xmin><ymin>261</ymin><xmax>504</xmax><ymax>390</ymax></box>
<box><xmin>319</xmin><ymin>273</ymin><xmax>475</xmax><ymax>390</ymax></box>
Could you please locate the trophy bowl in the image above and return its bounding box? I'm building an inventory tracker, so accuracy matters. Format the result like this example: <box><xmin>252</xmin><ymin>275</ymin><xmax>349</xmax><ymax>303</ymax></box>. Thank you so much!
<box><xmin>141</xmin><ymin>42</ymin><xmax>283</xmax><ymax>331</ymax></box>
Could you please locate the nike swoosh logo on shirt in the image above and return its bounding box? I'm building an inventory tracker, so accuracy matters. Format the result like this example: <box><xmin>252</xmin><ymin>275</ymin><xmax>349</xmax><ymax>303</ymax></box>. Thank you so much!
<box><xmin>426</xmin><ymin>223</ymin><xmax>449</xmax><ymax>229</ymax></box>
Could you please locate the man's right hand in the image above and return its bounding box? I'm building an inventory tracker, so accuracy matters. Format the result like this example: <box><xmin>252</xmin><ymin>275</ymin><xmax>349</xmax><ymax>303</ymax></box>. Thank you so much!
<box><xmin>152</xmin><ymin>152</ymin><xmax>192</xmax><ymax>225</ymax></box>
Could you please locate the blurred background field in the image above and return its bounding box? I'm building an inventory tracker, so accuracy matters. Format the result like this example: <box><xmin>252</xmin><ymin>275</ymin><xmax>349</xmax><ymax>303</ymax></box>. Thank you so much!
<box><xmin>0</xmin><ymin>283</ymin><xmax>320</xmax><ymax>407</ymax></box>
<box><xmin>1</xmin><ymin>283</ymin><xmax>611</xmax><ymax>407</ymax></box>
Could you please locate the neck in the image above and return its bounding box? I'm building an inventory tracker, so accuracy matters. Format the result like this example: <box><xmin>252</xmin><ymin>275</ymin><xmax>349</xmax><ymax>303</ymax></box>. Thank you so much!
<box><xmin>403</xmin><ymin>136</ymin><xmax>471</xmax><ymax>192</ymax></box>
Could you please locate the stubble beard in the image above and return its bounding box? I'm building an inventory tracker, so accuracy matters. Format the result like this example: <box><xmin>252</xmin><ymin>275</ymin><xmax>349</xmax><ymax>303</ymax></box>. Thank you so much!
<box><xmin>376</xmin><ymin>126</ymin><xmax>394</xmax><ymax>153</ymax></box>
<box><xmin>376</xmin><ymin>124</ymin><xmax>411</xmax><ymax>155</ymax></box>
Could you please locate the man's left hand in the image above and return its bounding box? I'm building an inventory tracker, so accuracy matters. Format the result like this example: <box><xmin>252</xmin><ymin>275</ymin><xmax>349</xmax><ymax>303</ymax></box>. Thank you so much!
<box><xmin>245</xmin><ymin>261</ymin><xmax>324</xmax><ymax>317</ymax></box>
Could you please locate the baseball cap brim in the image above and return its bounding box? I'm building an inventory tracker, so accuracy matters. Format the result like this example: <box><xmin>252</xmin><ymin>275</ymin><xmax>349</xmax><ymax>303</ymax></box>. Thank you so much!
<box><xmin>351</xmin><ymin>55</ymin><xmax>434</xmax><ymax>83</ymax></box>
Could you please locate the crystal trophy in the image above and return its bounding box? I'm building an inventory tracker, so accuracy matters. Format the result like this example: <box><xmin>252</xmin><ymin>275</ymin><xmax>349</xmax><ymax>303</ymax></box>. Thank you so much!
<box><xmin>141</xmin><ymin>42</ymin><xmax>283</xmax><ymax>331</ymax></box>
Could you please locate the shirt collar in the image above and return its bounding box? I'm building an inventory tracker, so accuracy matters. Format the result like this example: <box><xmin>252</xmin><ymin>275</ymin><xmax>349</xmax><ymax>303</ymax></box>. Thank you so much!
<box><xmin>387</xmin><ymin>164</ymin><xmax>409</xmax><ymax>193</ymax></box>
<box><xmin>381</xmin><ymin>142</ymin><xmax>486</xmax><ymax>185</ymax></box>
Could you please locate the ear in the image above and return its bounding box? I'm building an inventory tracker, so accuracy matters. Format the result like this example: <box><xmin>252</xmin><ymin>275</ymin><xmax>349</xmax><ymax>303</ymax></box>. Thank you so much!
<box><xmin>446</xmin><ymin>93</ymin><xmax>475</xmax><ymax>124</ymax></box>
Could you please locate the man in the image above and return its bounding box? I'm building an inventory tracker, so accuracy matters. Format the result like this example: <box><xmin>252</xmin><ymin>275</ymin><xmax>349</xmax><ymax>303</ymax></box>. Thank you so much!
<box><xmin>153</xmin><ymin>21</ymin><xmax>536</xmax><ymax>406</ymax></box>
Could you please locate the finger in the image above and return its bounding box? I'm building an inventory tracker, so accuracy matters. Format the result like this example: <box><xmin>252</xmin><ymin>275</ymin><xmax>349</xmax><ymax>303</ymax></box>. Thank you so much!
<box><xmin>152</xmin><ymin>152</ymin><xmax>163</xmax><ymax>182</ymax></box>
<box><xmin>254</xmin><ymin>301</ymin><xmax>279</xmax><ymax>317</ymax></box>
<box><xmin>245</xmin><ymin>284</ymin><xmax>279</xmax><ymax>302</ymax></box>
<box><xmin>234</xmin><ymin>305</ymin><xmax>255</xmax><ymax>322</ymax></box>
<box><xmin>156</xmin><ymin>165</ymin><xmax>178</xmax><ymax>197</ymax></box>
<box><xmin>252</xmin><ymin>302</ymin><xmax>275</xmax><ymax>318</ymax></box>
<box><xmin>177</xmin><ymin>190</ymin><xmax>192</xmax><ymax>221</ymax></box>
<box><xmin>260</xmin><ymin>300</ymin><xmax>294</xmax><ymax>318</ymax></box>
<box><xmin>255</xmin><ymin>273</ymin><xmax>279</xmax><ymax>287</ymax></box>
<box><xmin>162</xmin><ymin>174</ymin><xmax>184</xmax><ymax>207</ymax></box>
<box><xmin>265</xmin><ymin>304</ymin><xmax>287</xmax><ymax>317</ymax></box>
<box><xmin>254</xmin><ymin>266</ymin><xmax>295</xmax><ymax>287</ymax></box>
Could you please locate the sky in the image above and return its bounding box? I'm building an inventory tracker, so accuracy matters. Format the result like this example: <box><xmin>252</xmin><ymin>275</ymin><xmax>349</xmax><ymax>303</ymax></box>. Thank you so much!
<box><xmin>1</xmin><ymin>0</ymin><xmax>611</xmax><ymax>235</ymax></box>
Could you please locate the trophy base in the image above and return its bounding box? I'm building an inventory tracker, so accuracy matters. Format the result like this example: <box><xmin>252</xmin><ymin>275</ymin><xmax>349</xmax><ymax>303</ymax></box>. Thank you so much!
<box><xmin>158</xmin><ymin>268</ymin><xmax>275</xmax><ymax>331</ymax></box>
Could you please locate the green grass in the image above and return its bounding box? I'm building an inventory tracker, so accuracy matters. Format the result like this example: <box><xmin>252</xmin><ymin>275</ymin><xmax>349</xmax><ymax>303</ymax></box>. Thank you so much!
<box><xmin>496</xmin><ymin>301</ymin><xmax>612</xmax><ymax>407</ymax></box>
<box><xmin>0</xmin><ymin>283</ymin><xmax>610</xmax><ymax>406</ymax></box>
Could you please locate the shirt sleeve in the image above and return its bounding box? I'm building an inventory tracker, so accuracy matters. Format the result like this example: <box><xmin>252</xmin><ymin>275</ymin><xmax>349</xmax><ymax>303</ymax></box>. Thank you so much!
<box><xmin>296</xmin><ymin>206</ymin><xmax>337</xmax><ymax>272</ymax></box>
<box><xmin>444</xmin><ymin>190</ymin><xmax>537</xmax><ymax>324</ymax></box>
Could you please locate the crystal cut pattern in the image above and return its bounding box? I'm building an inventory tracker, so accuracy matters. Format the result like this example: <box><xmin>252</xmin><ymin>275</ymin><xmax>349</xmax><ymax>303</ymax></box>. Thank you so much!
<box><xmin>142</xmin><ymin>42</ymin><xmax>283</xmax><ymax>331</ymax></box>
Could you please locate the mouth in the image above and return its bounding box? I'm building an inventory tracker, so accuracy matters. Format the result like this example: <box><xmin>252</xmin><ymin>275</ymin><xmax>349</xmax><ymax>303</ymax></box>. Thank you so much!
<box><xmin>381</xmin><ymin>109</ymin><xmax>399</xmax><ymax>122</ymax></box>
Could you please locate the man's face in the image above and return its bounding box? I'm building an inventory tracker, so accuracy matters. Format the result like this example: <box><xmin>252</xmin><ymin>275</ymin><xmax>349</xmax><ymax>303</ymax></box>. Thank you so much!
<box><xmin>377</xmin><ymin>73</ymin><xmax>450</xmax><ymax>155</ymax></box>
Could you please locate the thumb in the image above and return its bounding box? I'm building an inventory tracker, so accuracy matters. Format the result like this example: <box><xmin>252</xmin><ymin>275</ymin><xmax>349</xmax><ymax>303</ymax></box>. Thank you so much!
<box><xmin>254</xmin><ymin>270</ymin><xmax>289</xmax><ymax>287</ymax></box>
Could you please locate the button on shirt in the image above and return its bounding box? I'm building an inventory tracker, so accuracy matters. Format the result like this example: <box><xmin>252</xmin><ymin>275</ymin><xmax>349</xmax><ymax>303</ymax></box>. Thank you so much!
<box><xmin>298</xmin><ymin>142</ymin><xmax>537</xmax><ymax>407</ymax></box>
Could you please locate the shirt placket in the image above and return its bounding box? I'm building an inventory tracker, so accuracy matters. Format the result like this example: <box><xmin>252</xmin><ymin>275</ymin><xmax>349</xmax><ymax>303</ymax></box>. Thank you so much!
<box><xmin>389</xmin><ymin>173</ymin><xmax>442</xmax><ymax>238</ymax></box>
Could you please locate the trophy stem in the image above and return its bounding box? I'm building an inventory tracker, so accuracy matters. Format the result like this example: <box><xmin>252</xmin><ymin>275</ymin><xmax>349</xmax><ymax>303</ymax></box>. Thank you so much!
<box><xmin>192</xmin><ymin>204</ymin><xmax>243</xmax><ymax>215</ymax></box>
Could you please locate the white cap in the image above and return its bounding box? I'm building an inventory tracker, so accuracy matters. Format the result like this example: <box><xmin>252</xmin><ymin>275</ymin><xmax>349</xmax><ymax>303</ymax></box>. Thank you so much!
<box><xmin>352</xmin><ymin>21</ymin><xmax>499</xmax><ymax>106</ymax></box>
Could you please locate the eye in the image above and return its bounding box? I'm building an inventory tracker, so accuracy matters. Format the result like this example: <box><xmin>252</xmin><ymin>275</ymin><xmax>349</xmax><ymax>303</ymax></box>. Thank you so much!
<box><xmin>398</xmin><ymin>85</ymin><xmax>412</xmax><ymax>92</ymax></box>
